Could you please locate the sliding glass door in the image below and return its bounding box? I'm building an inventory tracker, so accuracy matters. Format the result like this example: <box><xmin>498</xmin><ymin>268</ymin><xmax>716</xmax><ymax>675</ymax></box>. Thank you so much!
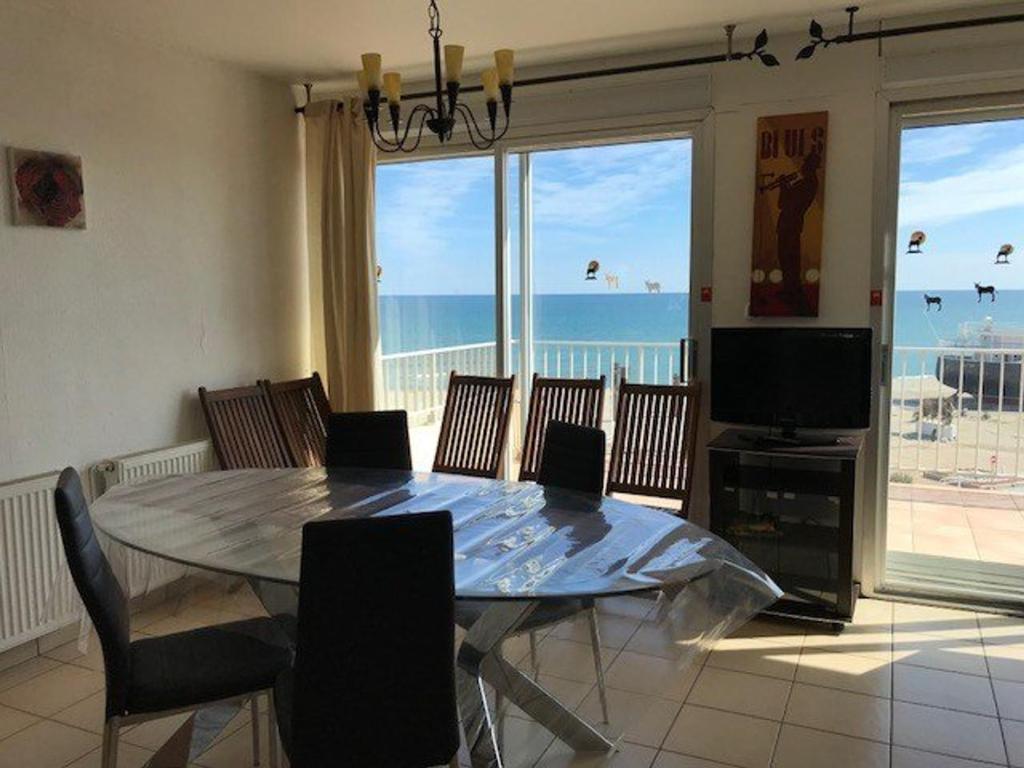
<box><xmin>880</xmin><ymin>102</ymin><xmax>1024</xmax><ymax>603</ymax></box>
<box><xmin>508</xmin><ymin>139</ymin><xmax>694</xmax><ymax>475</ymax></box>
<box><xmin>374</xmin><ymin>133</ymin><xmax>696</xmax><ymax>473</ymax></box>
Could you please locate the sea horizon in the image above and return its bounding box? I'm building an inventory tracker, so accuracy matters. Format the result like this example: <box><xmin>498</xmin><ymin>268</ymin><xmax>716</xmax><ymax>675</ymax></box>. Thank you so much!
<box><xmin>379</xmin><ymin>290</ymin><xmax>1024</xmax><ymax>355</ymax></box>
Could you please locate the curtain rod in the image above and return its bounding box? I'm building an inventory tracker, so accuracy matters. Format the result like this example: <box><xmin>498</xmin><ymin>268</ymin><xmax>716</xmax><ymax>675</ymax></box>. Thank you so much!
<box><xmin>796</xmin><ymin>8</ymin><xmax>1024</xmax><ymax>60</ymax></box>
<box><xmin>295</xmin><ymin>25</ymin><xmax>776</xmax><ymax>114</ymax></box>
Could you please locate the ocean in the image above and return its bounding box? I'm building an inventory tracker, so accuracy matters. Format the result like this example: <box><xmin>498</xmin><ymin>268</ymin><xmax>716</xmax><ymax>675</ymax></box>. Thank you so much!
<box><xmin>379</xmin><ymin>290</ymin><xmax>1024</xmax><ymax>355</ymax></box>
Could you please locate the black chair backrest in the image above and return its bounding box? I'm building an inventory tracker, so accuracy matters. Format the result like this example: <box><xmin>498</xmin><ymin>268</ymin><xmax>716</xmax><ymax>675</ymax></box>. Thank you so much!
<box><xmin>324</xmin><ymin>411</ymin><xmax>413</xmax><ymax>471</ymax></box>
<box><xmin>291</xmin><ymin>513</ymin><xmax>458</xmax><ymax>768</ymax></box>
<box><xmin>54</xmin><ymin>467</ymin><xmax>131</xmax><ymax>718</ymax></box>
<box><xmin>433</xmin><ymin>373</ymin><xmax>515</xmax><ymax>479</ymax></box>
<box><xmin>537</xmin><ymin>421</ymin><xmax>606</xmax><ymax>495</ymax></box>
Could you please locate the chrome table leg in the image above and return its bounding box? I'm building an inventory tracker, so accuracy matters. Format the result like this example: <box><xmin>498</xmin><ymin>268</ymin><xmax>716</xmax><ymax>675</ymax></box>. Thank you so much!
<box><xmin>456</xmin><ymin>601</ymin><xmax>614</xmax><ymax>768</ymax></box>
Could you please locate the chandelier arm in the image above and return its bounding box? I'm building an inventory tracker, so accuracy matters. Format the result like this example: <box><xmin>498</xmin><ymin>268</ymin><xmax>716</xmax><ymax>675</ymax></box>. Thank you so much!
<box><xmin>370</xmin><ymin>104</ymin><xmax>435</xmax><ymax>152</ymax></box>
<box><xmin>454</xmin><ymin>103</ymin><xmax>510</xmax><ymax>150</ymax></box>
<box><xmin>395</xmin><ymin>107</ymin><xmax>435</xmax><ymax>153</ymax></box>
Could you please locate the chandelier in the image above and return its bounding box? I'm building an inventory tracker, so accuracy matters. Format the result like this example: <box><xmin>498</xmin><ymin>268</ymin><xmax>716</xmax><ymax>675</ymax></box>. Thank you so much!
<box><xmin>357</xmin><ymin>0</ymin><xmax>514</xmax><ymax>153</ymax></box>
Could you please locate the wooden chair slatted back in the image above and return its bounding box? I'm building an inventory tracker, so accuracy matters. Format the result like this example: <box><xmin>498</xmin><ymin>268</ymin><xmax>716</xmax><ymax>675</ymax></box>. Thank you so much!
<box><xmin>518</xmin><ymin>375</ymin><xmax>606</xmax><ymax>482</ymax></box>
<box><xmin>262</xmin><ymin>373</ymin><xmax>331</xmax><ymax>468</ymax></box>
<box><xmin>606</xmin><ymin>382</ymin><xmax>701</xmax><ymax>517</ymax></box>
<box><xmin>198</xmin><ymin>384</ymin><xmax>295</xmax><ymax>469</ymax></box>
<box><xmin>433</xmin><ymin>373</ymin><xmax>515</xmax><ymax>479</ymax></box>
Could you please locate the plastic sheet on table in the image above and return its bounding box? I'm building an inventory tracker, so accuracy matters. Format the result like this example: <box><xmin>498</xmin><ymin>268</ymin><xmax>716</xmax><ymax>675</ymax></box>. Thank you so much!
<box><xmin>85</xmin><ymin>468</ymin><xmax>783</xmax><ymax>766</ymax></box>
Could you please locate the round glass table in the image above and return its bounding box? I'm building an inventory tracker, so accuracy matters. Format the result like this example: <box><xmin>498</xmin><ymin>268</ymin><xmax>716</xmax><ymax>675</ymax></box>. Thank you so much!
<box><xmin>92</xmin><ymin>468</ymin><xmax>780</xmax><ymax>767</ymax></box>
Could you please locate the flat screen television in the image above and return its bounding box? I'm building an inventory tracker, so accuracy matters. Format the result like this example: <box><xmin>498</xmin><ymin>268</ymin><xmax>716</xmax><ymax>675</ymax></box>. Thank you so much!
<box><xmin>711</xmin><ymin>327</ymin><xmax>872</xmax><ymax>433</ymax></box>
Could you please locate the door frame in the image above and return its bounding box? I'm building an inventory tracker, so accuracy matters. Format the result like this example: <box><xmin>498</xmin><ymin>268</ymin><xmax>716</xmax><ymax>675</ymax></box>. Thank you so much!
<box><xmin>867</xmin><ymin>90</ymin><xmax>1024</xmax><ymax>600</ymax></box>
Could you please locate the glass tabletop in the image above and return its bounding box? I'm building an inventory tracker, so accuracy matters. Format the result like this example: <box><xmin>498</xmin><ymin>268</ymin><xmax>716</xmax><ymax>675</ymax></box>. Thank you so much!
<box><xmin>91</xmin><ymin>468</ymin><xmax>776</xmax><ymax>601</ymax></box>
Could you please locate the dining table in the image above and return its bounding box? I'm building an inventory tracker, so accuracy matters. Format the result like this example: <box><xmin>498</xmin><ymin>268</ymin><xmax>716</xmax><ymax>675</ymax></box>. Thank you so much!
<box><xmin>91</xmin><ymin>467</ymin><xmax>780</xmax><ymax>768</ymax></box>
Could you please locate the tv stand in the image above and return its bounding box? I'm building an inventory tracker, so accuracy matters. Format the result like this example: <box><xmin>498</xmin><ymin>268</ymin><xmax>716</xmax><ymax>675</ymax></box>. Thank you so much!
<box><xmin>708</xmin><ymin>428</ymin><xmax>862</xmax><ymax>625</ymax></box>
<box><xmin>739</xmin><ymin>432</ymin><xmax>842</xmax><ymax>450</ymax></box>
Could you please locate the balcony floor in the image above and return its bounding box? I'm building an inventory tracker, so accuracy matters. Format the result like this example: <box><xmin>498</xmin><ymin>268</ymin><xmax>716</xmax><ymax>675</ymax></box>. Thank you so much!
<box><xmin>888</xmin><ymin>483</ymin><xmax>1024</xmax><ymax>566</ymax></box>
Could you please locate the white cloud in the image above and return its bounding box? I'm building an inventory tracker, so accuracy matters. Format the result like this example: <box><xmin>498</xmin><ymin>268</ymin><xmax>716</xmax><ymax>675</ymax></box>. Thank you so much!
<box><xmin>900</xmin><ymin>123</ymin><xmax>995</xmax><ymax>167</ymax></box>
<box><xmin>898</xmin><ymin>143</ymin><xmax>1024</xmax><ymax>228</ymax></box>
<box><xmin>376</xmin><ymin>158</ymin><xmax>491</xmax><ymax>262</ymax></box>
<box><xmin>531</xmin><ymin>141</ymin><xmax>691</xmax><ymax>228</ymax></box>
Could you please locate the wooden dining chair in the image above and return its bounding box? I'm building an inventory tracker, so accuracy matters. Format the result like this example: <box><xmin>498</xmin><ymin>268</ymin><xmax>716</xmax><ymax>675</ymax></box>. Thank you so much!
<box><xmin>261</xmin><ymin>373</ymin><xmax>331</xmax><ymax>467</ymax></box>
<box><xmin>518</xmin><ymin>375</ymin><xmax>605</xmax><ymax>483</ymax></box>
<box><xmin>433</xmin><ymin>373</ymin><xmax>515</xmax><ymax>479</ymax></box>
<box><xmin>606</xmin><ymin>381</ymin><xmax>701</xmax><ymax>517</ymax></box>
<box><xmin>198</xmin><ymin>384</ymin><xmax>295</xmax><ymax>469</ymax></box>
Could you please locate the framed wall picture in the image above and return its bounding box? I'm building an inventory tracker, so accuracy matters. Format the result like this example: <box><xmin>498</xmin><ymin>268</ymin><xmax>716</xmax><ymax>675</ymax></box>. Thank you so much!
<box><xmin>749</xmin><ymin>111</ymin><xmax>828</xmax><ymax>317</ymax></box>
<box><xmin>8</xmin><ymin>147</ymin><xmax>86</xmax><ymax>229</ymax></box>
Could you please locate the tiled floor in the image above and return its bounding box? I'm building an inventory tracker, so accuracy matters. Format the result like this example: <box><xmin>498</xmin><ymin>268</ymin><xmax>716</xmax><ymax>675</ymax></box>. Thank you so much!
<box><xmin>887</xmin><ymin>483</ymin><xmax>1024</xmax><ymax>565</ymax></box>
<box><xmin>3</xmin><ymin>590</ymin><xmax>1024</xmax><ymax>767</ymax></box>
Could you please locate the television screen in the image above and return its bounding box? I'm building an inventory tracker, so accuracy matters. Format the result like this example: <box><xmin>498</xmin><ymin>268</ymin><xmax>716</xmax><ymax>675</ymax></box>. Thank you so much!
<box><xmin>711</xmin><ymin>328</ymin><xmax>872</xmax><ymax>430</ymax></box>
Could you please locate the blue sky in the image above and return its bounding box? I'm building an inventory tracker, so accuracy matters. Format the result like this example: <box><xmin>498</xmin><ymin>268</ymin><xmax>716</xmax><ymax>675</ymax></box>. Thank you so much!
<box><xmin>896</xmin><ymin>118</ymin><xmax>1024</xmax><ymax>291</ymax></box>
<box><xmin>375</xmin><ymin>121</ymin><xmax>1024</xmax><ymax>296</ymax></box>
<box><xmin>376</xmin><ymin>139</ymin><xmax>692</xmax><ymax>295</ymax></box>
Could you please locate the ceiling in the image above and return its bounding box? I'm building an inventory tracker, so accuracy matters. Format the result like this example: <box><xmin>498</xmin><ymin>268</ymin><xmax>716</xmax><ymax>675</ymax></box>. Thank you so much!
<box><xmin>28</xmin><ymin>0</ymin><xmax>1005</xmax><ymax>83</ymax></box>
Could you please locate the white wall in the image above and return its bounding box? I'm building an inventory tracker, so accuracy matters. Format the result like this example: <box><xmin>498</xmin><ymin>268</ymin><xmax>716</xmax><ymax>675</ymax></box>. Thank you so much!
<box><xmin>0</xmin><ymin>1</ymin><xmax>308</xmax><ymax>482</ymax></box>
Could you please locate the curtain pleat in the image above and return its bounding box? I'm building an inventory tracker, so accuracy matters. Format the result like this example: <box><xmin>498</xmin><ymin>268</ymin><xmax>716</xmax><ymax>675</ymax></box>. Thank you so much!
<box><xmin>303</xmin><ymin>98</ymin><xmax>380</xmax><ymax>412</ymax></box>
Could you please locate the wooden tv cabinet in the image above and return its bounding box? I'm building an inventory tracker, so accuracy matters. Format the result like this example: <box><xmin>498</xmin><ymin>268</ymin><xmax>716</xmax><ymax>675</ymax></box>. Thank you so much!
<box><xmin>708</xmin><ymin>428</ymin><xmax>862</xmax><ymax>627</ymax></box>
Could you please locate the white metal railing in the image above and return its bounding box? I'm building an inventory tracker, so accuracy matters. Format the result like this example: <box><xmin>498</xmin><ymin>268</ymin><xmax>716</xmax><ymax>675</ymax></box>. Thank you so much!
<box><xmin>379</xmin><ymin>339</ymin><xmax>689</xmax><ymax>420</ymax></box>
<box><xmin>890</xmin><ymin>345</ymin><xmax>1024</xmax><ymax>482</ymax></box>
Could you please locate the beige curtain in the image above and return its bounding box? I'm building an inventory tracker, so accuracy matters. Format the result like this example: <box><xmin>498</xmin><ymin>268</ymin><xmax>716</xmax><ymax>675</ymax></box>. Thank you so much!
<box><xmin>303</xmin><ymin>98</ymin><xmax>380</xmax><ymax>412</ymax></box>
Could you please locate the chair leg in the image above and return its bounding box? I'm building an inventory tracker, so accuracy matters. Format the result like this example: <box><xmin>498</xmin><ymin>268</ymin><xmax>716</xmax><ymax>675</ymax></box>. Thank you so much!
<box><xmin>587</xmin><ymin>607</ymin><xmax>610</xmax><ymax>723</ymax></box>
<box><xmin>528</xmin><ymin>631</ymin><xmax>540</xmax><ymax>680</ymax></box>
<box><xmin>251</xmin><ymin>695</ymin><xmax>262</xmax><ymax>766</ymax></box>
<box><xmin>101</xmin><ymin>718</ymin><xmax>119</xmax><ymax>768</ymax></box>
<box><xmin>494</xmin><ymin>688</ymin><xmax>505</xmax><ymax>754</ymax></box>
<box><xmin>267</xmin><ymin>690</ymin><xmax>279</xmax><ymax>768</ymax></box>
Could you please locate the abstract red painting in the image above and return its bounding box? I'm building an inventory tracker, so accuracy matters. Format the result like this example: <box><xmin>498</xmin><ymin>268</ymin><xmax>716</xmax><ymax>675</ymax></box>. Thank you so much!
<box><xmin>8</xmin><ymin>147</ymin><xmax>86</xmax><ymax>229</ymax></box>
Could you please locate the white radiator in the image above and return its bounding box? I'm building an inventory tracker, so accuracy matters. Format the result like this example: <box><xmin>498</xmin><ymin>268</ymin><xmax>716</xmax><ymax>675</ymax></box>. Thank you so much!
<box><xmin>0</xmin><ymin>472</ymin><xmax>78</xmax><ymax>653</ymax></box>
<box><xmin>91</xmin><ymin>439</ymin><xmax>216</xmax><ymax>497</ymax></box>
<box><xmin>91</xmin><ymin>440</ymin><xmax>217</xmax><ymax>599</ymax></box>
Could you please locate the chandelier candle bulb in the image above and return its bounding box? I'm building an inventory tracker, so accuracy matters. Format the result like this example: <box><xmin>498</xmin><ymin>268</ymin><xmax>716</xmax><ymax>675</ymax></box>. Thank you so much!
<box><xmin>481</xmin><ymin>68</ymin><xmax>500</xmax><ymax>101</ymax></box>
<box><xmin>444</xmin><ymin>45</ymin><xmax>465</xmax><ymax>84</ymax></box>
<box><xmin>383</xmin><ymin>72</ymin><xmax>402</xmax><ymax>103</ymax></box>
<box><xmin>361</xmin><ymin>52</ymin><xmax>383</xmax><ymax>89</ymax></box>
<box><xmin>494</xmin><ymin>49</ymin><xmax>515</xmax><ymax>84</ymax></box>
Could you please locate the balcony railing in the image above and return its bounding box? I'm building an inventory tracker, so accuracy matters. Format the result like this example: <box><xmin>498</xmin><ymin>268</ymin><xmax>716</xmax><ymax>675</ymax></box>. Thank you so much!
<box><xmin>380</xmin><ymin>341</ymin><xmax>1024</xmax><ymax>484</ymax></box>
<box><xmin>890</xmin><ymin>345</ymin><xmax>1024</xmax><ymax>484</ymax></box>
<box><xmin>379</xmin><ymin>339</ymin><xmax>688</xmax><ymax>421</ymax></box>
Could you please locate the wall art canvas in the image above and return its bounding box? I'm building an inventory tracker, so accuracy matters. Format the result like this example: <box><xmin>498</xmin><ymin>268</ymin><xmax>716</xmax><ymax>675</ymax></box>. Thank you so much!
<box><xmin>8</xmin><ymin>147</ymin><xmax>86</xmax><ymax>229</ymax></box>
<box><xmin>749</xmin><ymin>111</ymin><xmax>828</xmax><ymax>317</ymax></box>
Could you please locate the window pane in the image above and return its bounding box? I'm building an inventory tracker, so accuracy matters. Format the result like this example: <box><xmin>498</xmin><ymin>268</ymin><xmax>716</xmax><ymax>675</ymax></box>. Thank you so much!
<box><xmin>375</xmin><ymin>155</ymin><xmax>495</xmax><ymax>469</ymax></box>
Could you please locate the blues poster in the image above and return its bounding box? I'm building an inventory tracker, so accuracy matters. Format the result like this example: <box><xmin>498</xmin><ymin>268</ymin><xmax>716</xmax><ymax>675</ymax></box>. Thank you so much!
<box><xmin>750</xmin><ymin>111</ymin><xmax>828</xmax><ymax>317</ymax></box>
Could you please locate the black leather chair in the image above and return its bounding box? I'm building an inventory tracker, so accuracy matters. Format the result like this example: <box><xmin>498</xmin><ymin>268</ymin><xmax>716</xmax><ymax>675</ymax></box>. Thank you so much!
<box><xmin>54</xmin><ymin>468</ymin><xmax>293</xmax><ymax>768</ymax></box>
<box><xmin>273</xmin><ymin>512</ymin><xmax>460</xmax><ymax>768</ymax></box>
<box><xmin>325</xmin><ymin>410</ymin><xmax>413</xmax><ymax>470</ymax></box>
<box><xmin>537</xmin><ymin>420</ymin><xmax>606</xmax><ymax>495</ymax></box>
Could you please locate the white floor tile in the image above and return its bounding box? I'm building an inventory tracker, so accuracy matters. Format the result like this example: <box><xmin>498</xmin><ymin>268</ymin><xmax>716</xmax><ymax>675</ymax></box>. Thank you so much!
<box><xmin>894</xmin><ymin>664</ymin><xmax>997</xmax><ymax>716</ymax></box>
<box><xmin>662</xmin><ymin>705</ymin><xmax>779</xmax><ymax>768</ymax></box>
<box><xmin>687</xmin><ymin>667</ymin><xmax>791</xmax><ymax>721</ymax></box>
<box><xmin>771</xmin><ymin>724</ymin><xmax>888</xmax><ymax>768</ymax></box>
<box><xmin>794</xmin><ymin>648</ymin><xmax>892</xmax><ymax>698</ymax></box>
<box><xmin>892</xmin><ymin>701</ymin><xmax>1006</xmax><ymax>764</ymax></box>
<box><xmin>783</xmin><ymin>683</ymin><xmax>890</xmax><ymax>742</ymax></box>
